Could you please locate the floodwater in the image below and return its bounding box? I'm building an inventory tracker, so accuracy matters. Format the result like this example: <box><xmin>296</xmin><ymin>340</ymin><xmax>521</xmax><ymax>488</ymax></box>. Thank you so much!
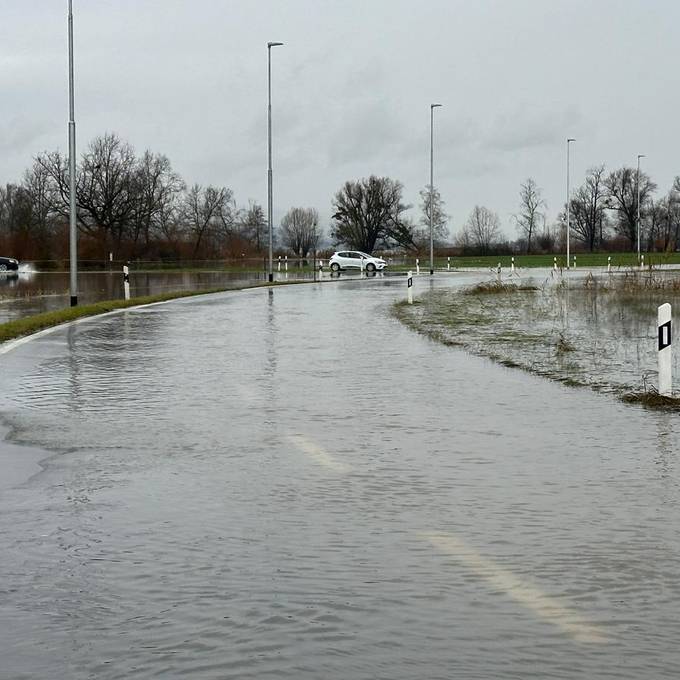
<box><xmin>399</xmin><ymin>269</ymin><xmax>680</xmax><ymax>395</ymax></box>
<box><xmin>0</xmin><ymin>268</ymin><xmax>316</xmax><ymax>323</ymax></box>
<box><xmin>1</xmin><ymin>275</ymin><xmax>679</xmax><ymax>679</ymax></box>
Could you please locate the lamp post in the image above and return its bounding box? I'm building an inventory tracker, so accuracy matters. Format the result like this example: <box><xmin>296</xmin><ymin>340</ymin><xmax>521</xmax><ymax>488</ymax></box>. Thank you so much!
<box><xmin>566</xmin><ymin>138</ymin><xmax>575</xmax><ymax>270</ymax></box>
<box><xmin>267</xmin><ymin>41</ymin><xmax>284</xmax><ymax>283</ymax></box>
<box><xmin>68</xmin><ymin>0</ymin><xmax>78</xmax><ymax>306</ymax></box>
<box><xmin>637</xmin><ymin>154</ymin><xmax>645</xmax><ymax>264</ymax></box>
<box><xmin>429</xmin><ymin>103</ymin><xmax>442</xmax><ymax>276</ymax></box>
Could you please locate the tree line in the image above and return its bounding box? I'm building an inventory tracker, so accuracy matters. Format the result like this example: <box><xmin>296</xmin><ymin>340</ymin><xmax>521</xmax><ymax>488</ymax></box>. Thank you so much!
<box><xmin>0</xmin><ymin>133</ymin><xmax>327</xmax><ymax>263</ymax></box>
<box><xmin>460</xmin><ymin>166</ymin><xmax>680</xmax><ymax>255</ymax></box>
<box><xmin>0</xmin><ymin>132</ymin><xmax>453</xmax><ymax>263</ymax></box>
<box><xmin>3</xmin><ymin>131</ymin><xmax>678</xmax><ymax>262</ymax></box>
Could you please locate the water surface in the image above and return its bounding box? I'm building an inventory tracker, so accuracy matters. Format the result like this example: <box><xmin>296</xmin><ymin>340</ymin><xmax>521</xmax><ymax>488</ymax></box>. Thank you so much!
<box><xmin>0</xmin><ymin>274</ymin><xmax>678</xmax><ymax>679</ymax></box>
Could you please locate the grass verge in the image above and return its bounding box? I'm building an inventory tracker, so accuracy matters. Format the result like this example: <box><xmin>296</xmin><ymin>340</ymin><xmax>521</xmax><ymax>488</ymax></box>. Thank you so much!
<box><xmin>0</xmin><ymin>281</ymin><xmax>303</xmax><ymax>344</ymax></box>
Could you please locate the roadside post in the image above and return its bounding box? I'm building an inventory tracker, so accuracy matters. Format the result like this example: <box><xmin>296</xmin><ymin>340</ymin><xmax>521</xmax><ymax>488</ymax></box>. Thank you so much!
<box><xmin>553</xmin><ymin>256</ymin><xmax>557</xmax><ymax>271</ymax></box>
<box><xmin>573</xmin><ymin>255</ymin><xmax>576</xmax><ymax>269</ymax></box>
<box><xmin>511</xmin><ymin>257</ymin><xmax>515</xmax><ymax>274</ymax></box>
<box><xmin>607</xmin><ymin>256</ymin><xmax>611</xmax><ymax>274</ymax></box>
<box><xmin>416</xmin><ymin>258</ymin><xmax>420</xmax><ymax>275</ymax></box>
<box><xmin>640</xmin><ymin>254</ymin><xmax>645</xmax><ymax>271</ymax></box>
<box><xmin>285</xmin><ymin>255</ymin><xmax>288</xmax><ymax>272</ymax></box>
<box><xmin>658</xmin><ymin>303</ymin><xmax>672</xmax><ymax>396</ymax></box>
<box><xmin>123</xmin><ymin>265</ymin><xmax>130</xmax><ymax>301</ymax></box>
<box><xmin>278</xmin><ymin>255</ymin><xmax>281</xmax><ymax>272</ymax></box>
<box><xmin>497</xmin><ymin>263</ymin><xmax>502</xmax><ymax>284</ymax></box>
<box><xmin>447</xmin><ymin>256</ymin><xmax>450</xmax><ymax>271</ymax></box>
<box><xmin>407</xmin><ymin>270</ymin><xmax>413</xmax><ymax>304</ymax></box>
<box><xmin>360</xmin><ymin>256</ymin><xmax>365</xmax><ymax>276</ymax></box>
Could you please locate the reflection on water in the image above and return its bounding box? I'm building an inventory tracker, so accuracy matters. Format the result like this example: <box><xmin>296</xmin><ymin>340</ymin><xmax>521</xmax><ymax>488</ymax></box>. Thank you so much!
<box><xmin>0</xmin><ymin>278</ymin><xmax>679</xmax><ymax>679</ymax></box>
<box><xmin>0</xmin><ymin>270</ymin><xmax>312</xmax><ymax>323</ymax></box>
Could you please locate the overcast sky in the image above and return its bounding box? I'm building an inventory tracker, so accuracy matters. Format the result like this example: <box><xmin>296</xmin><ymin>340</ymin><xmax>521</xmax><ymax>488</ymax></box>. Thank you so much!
<box><xmin>1</xmin><ymin>0</ymin><xmax>678</xmax><ymax>240</ymax></box>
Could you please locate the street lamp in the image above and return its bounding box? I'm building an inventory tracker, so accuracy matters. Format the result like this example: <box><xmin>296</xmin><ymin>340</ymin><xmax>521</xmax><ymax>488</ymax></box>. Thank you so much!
<box><xmin>267</xmin><ymin>41</ymin><xmax>284</xmax><ymax>283</ymax></box>
<box><xmin>637</xmin><ymin>154</ymin><xmax>645</xmax><ymax>264</ymax></box>
<box><xmin>566</xmin><ymin>138</ymin><xmax>575</xmax><ymax>270</ymax></box>
<box><xmin>68</xmin><ymin>0</ymin><xmax>78</xmax><ymax>306</ymax></box>
<box><xmin>429</xmin><ymin>103</ymin><xmax>442</xmax><ymax>276</ymax></box>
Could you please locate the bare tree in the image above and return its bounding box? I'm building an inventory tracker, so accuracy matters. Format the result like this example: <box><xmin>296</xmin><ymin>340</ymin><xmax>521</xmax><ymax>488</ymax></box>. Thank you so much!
<box><xmin>514</xmin><ymin>178</ymin><xmax>545</xmax><ymax>254</ymax></box>
<box><xmin>280</xmin><ymin>207</ymin><xmax>322</xmax><ymax>259</ymax></box>
<box><xmin>181</xmin><ymin>184</ymin><xmax>233</xmax><ymax>257</ymax></box>
<box><xmin>458</xmin><ymin>205</ymin><xmax>501</xmax><ymax>254</ymax></box>
<box><xmin>604</xmin><ymin>167</ymin><xmax>657</xmax><ymax>248</ymax></box>
<box><xmin>331</xmin><ymin>176</ymin><xmax>413</xmax><ymax>252</ymax></box>
<box><xmin>240</xmin><ymin>201</ymin><xmax>267</xmax><ymax>250</ymax></box>
<box><xmin>130</xmin><ymin>151</ymin><xmax>184</xmax><ymax>254</ymax></box>
<box><xmin>535</xmin><ymin>217</ymin><xmax>557</xmax><ymax>253</ymax></box>
<box><xmin>566</xmin><ymin>165</ymin><xmax>608</xmax><ymax>251</ymax></box>
<box><xmin>417</xmin><ymin>185</ymin><xmax>449</xmax><ymax>246</ymax></box>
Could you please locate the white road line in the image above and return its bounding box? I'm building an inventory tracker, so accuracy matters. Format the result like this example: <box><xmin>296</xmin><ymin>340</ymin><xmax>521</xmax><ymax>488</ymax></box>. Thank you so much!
<box><xmin>287</xmin><ymin>434</ymin><xmax>351</xmax><ymax>473</ymax></box>
<box><xmin>422</xmin><ymin>532</ymin><xmax>607</xmax><ymax>644</ymax></box>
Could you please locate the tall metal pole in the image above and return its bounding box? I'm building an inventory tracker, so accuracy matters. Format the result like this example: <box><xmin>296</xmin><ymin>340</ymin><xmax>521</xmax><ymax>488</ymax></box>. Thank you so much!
<box><xmin>637</xmin><ymin>154</ymin><xmax>645</xmax><ymax>263</ymax></box>
<box><xmin>68</xmin><ymin>0</ymin><xmax>78</xmax><ymax>306</ymax></box>
<box><xmin>429</xmin><ymin>103</ymin><xmax>442</xmax><ymax>276</ymax></box>
<box><xmin>267</xmin><ymin>42</ymin><xmax>283</xmax><ymax>283</ymax></box>
<box><xmin>566</xmin><ymin>138</ymin><xmax>575</xmax><ymax>271</ymax></box>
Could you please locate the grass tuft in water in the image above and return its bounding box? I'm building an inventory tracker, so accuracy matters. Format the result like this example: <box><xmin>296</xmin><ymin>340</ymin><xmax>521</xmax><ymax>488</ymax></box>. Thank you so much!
<box><xmin>555</xmin><ymin>332</ymin><xmax>576</xmax><ymax>354</ymax></box>
<box><xmin>620</xmin><ymin>388</ymin><xmax>680</xmax><ymax>409</ymax></box>
<box><xmin>465</xmin><ymin>281</ymin><xmax>539</xmax><ymax>296</ymax></box>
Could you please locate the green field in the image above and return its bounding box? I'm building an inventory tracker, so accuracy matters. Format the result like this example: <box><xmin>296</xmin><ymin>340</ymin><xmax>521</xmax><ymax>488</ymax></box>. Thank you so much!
<box><xmin>395</xmin><ymin>252</ymin><xmax>680</xmax><ymax>271</ymax></box>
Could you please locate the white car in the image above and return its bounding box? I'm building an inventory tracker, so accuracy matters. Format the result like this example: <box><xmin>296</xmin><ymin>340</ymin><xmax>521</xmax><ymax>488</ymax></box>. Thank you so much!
<box><xmin>329</xmin><ymin>251</ymin><xmax>387</xmax><ymax>272</ymax></box>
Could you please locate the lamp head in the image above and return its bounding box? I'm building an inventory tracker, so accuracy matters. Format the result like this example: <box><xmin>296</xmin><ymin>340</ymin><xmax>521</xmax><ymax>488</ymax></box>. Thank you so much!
<box><xmin>638</xmin><ymin>154</ymin><xmax>646</xmax><ymax>159</ymax></box>
<box><xmin>431</xmin><ymin>103</ymin><xmax>443</xmax><ymax>109</ymax></box>
<box><xmin>268</xmin><ymin>41</ymin><xmax>284</xmax><ymax>48</ymax></box>
<box><xmin>567</xmin><ymin>138</ymin><xmax>575</xmax><ymax>143</ymax></box>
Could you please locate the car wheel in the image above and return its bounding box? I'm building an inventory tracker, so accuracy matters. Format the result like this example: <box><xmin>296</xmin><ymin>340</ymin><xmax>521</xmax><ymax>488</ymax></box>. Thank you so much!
<box><xmin>330</xmin><ymin>262</ymin><xmax>340</xmax><ymax>272</ymax></box>
<box><xmin>0</xmin><ymin>265</ymin><xmax>7</xmax><ymax>272</ymax></box>
<box><xmin>366</xmin><ymin>263</ymin><xmax>376</xmax><ymax>272</ymax></box>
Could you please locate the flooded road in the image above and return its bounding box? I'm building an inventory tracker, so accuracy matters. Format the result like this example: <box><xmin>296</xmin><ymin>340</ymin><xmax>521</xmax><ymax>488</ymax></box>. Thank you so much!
<box><xmin>1</xmin><ymin>275</ymin><xmax>679</xmax><ymax>678</ymax></box>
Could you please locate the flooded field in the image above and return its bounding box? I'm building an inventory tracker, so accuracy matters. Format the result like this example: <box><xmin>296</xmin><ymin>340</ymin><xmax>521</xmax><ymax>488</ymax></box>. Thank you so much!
<box><xmin>395</xmin><ymin>269</ymin><xmax>680</xmax><ymax>398</ymax></box>
<box><xmin>1</xmin><ymin>275</ymin><xmax>679</xmax><ymax>678</ymax></box>
<box><xmin>0</xmin><ymin>269</ymin><xmax>309</xmax><ymax>323</ymax></box>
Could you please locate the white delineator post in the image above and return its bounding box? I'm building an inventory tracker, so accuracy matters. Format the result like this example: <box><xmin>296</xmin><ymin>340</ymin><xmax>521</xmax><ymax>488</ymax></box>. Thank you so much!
<box><xmin>573</xmin><ymin>255</ymin><xmax>576</xmax><ymax>269</ymax></box>
<box><xmin>277</xmin><ymin>255</ymin><xmax>281</xmax><ymax>272</ymax></box>
<box><xmin>416</xmin><ymin>258</ymin><xmax>420</xmax><ymax>275</ymax></box>
<box><xmin>553</xmin><ymin>256</ymin><xmax>557</xmax><ymax>271</ymax></box>
<box><xmin>511</xmin><ymin>257</ymin><xmax>515</xmax><ymax>274</ymax></box>
<box><xmin>641</xmin><ymin>254</ymin><xmax>645</xmax><ymax>271</ymax></box>
<box><xmin>407</xmin><ymin>270</ymin><xmax>413</xmax><ymax>304</ymax></box>
<box><xmin>607</xmin><ymin>256</ymin><xmax>611</xmax><ymax>274</ymax></box>
<box><xmin>447</xmin><ymin>256</ymin><xmax>450</xmax><ymax>271</ymax></box>
<box><xmin>123</xmin><ymin>265</ymin><xmax>130</xmax><ymax>301</ymax></box>
<box><xmin>497</xmin><ymin>262</ymin><xmax>501</xmax><ymax>284</ymax></box>
<box><xmin>285</xmin><ymin>255</ymin><xmax>288</xmax><ymax>272</ymax></box>
<box><xmin>658</xmin><ymin>303</ymin><xmax>672</xmax><ymax>396</ymax></box>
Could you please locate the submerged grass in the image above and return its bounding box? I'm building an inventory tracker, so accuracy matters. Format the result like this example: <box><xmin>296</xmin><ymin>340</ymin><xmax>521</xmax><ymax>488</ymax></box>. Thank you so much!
<box><xmin>465</xmin><ymin>281</ymin><xmax>539</xmax><ymax>295</ymax></box>
<box><xmin>621</xmin><ymin>389</ymin><xmax>680</xmax><ymax>410</ymax></box>
<box><xmin>393</xmin><ymin>272</ymin><xmax>680</xmax><ymax>411</ymax></box>
<box><xmin>0</xmin><ymin>281</ymin><xmax>304</xmax><ymax>344</ymax></box>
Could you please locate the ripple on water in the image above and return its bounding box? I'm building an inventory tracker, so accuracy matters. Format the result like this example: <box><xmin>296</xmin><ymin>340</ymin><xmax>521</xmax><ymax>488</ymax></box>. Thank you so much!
<box><xmin>1</xmin><ymin>280</ymin><xmax>680</xmax><ymax>679</ymax></box>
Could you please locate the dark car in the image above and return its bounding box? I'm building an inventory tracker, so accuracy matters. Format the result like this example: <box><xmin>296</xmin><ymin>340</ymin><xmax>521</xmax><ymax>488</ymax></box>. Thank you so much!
<box><xmin>0</xmin><ymin>257</ymin><xmax>19</xmax><ymax>272</ymax></box>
